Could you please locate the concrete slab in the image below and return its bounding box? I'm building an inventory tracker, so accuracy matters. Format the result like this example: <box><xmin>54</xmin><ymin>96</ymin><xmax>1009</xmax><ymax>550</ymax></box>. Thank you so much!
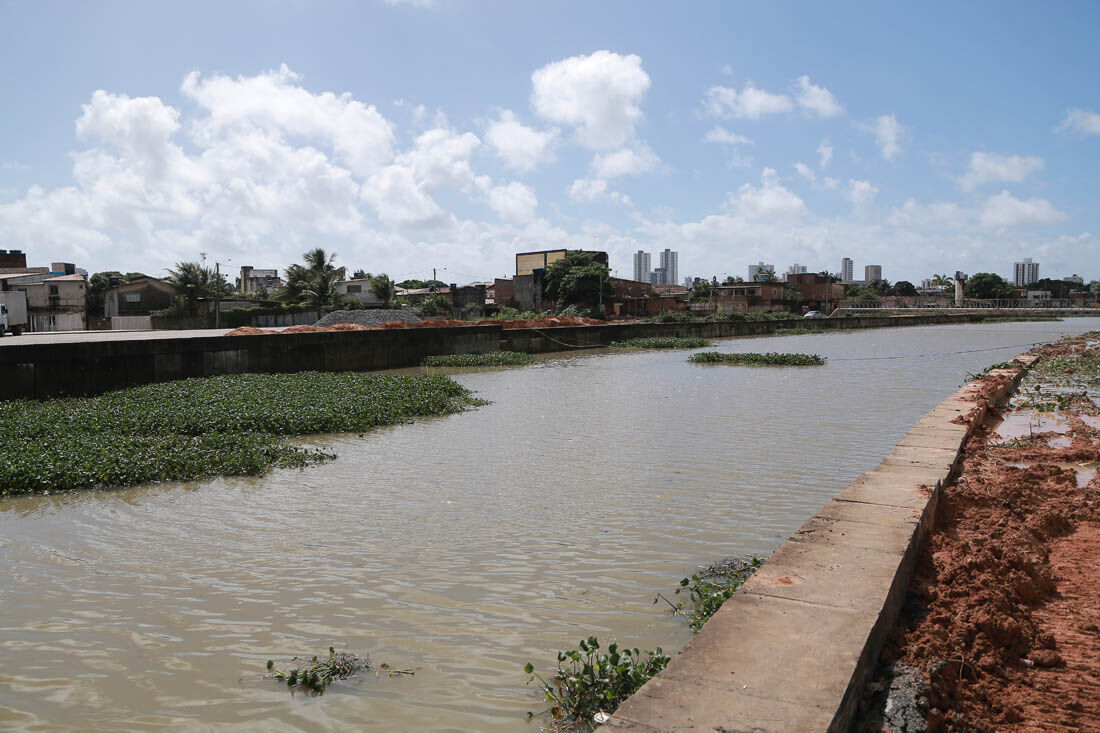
<box><xmin>880</xmin><ymin>444</ymin><xmax>960</xmax><ymax>473</ymax></box>
<box><xmin>814</xmin><ymin>497</ymin><xmax>922</xmax><ymax>527</ymax></box>
<box><xmin>832</xmin><ymin>469</ymin><xmax>936</xmax><ymax>510</ymax></box>
<box><xmin>896</xmin><ymin>429</ymin><xmax>969</xmax><ymax>451</ymax></box>
<box><xmin>612</xmin><ymin>592</ymin><xmax>872</xmax><ymax>731</ymax></box>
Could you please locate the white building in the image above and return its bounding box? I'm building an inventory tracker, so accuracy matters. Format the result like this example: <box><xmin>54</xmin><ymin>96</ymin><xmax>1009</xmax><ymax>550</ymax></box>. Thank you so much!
<box><xmin>784</xmin><ymin>263</ymin><xmax>808</xmax><ymax>281</ymax></box>
<box><xmin>632</xmin><ymin>250</ymin><xmax>651</xmax><ymax>283</ymax></box>
<box><xmin>748</xmin><ymin>261</ymin><xmax>775</xmax><ymax>281</ymax></box>
<box><xmin>865</xmin><ymin>265</ymin><xmax>882</xmax><ymax>283</ymax></box>
<box><xmin>841</xmin><ymin>257</ymin><xmax>854</xmax><ymax>283</ymax></box>
<box><xmin>1064</xmin><ymin>273</ymin><xmax>1085</xmax><ymax>285</ymax></box>
<box><xmin>658</xmin><ymin>249</ymin><xmax>678</xmax><ymax>286</ymax></box>
<box><xmin>1013</xmin><ymin>258</ymin><xmax>1039</xmax><ymax>286</ymax></box>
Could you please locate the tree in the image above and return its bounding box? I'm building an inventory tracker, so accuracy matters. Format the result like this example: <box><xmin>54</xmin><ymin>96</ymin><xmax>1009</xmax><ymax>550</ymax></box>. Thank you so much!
<box><xmin>370</xmin><ymin>274</ymin><xmax>395</xmax><ymax>306</ymax></box>
<box><xmin>895</xmin><ymin>280</ymin><xmax>917</xmax><ymax>296</ymax></box>
<box><xmin>397</xmin><ymin>278</ymin><xmax>447</xmax><ymax>289</ymax></box>
<box><xmin>964</xmin><ymin>272</ymin><xmax>1015</xmax><ymax>300</ymax></box>
<box><xmin>352</xmin><ymin>269</ymin><xmax>371</xmax><ymax>280</ymax></box>
<box><xmin>280</xmin><ymin>248</ymin><xmax>343</xmax><ymax>307</ymax></box>
<box><xmin>690</xmin><ymin>281</ymin><xmax>712</xmax><ymax>301</ymax></box>
<box><xmin>752</xmin><ymin>266</ymin><xmax>776</xmax><ymax>282</ymax></box>
<box><xmin>868</xmin><ymin>278</ymin><xmax>893</xmax><ymax>296</ymax></box>
<box><xmin>722</xmin><ymin>275</ymin><xmax>744</xmax><ymax>285</ymax></box>
<box><xmin>542</xmin><ymin>250</ymin><xmax>613</xmax><ymax>311</ymax></box>
<box><xmin>781</xmin><ymin>284</ymin><xmax>802</xmax><ymax>309</ymax></box>
<box><xmin>930</xmin><ymin>273</ymin><xmax>954</xmax><ymax>290</ymax></box>
<box><xmin>817</xmin><ymin>271</ymin><xmax>841</xmax><ymax>283</ymax></box>
<box><xmin>165</xmin><ymin>262</ymin><xmax>232</xmax><ymax>315</ymax></box>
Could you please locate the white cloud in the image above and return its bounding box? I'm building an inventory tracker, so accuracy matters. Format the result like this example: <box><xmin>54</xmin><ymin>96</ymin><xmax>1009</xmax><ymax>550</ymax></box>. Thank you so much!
<box><xmin>489</xmin><ymin>181</ymin><xmax>537</xmax><ymax>222</ymax></box>
<box><xmin>703</xmin><ymin>82</ymin><xmax>793</xmax><ymax>119</ymax></box>
<box><xmin>484</xmin><ymin>109</ymin><xmax>557</xmax><ymax>172</ymax></box>
<box><xmin>568</xmin><ymin>177</ymin><xmax>632</xmax><ymax>206</ymax></box>
<box><xmin>795</xmin><ymin>76</ymin><xmax>843</xmax><ymax>118</ymax></box>
<box><xmin>721</xmin><ymin>64</ymin><xmax>733</xmax><ymax>75</ymax></box>
<box><xmin>530</xmin><ymin>50</ymin><xmax>651</xmax><ymax>149</ymax></box>
<box><xmin>886</xmin><ymin>199</ymin><xmax>968</xmax><ymax>230</ymax></box>
<box><xmin>817</xmin><ymin>140</ymin><xmax>833</xmax><ymax>169</ymax></box>
<box><xmin>978</xmin><ymin>190</ymin><xmax>1066</xmax><ymax>229</ymax></box>
<box><xmin>958</xmin><ymin>152</ymin><xmax>1043</xmax><ymax>192</ymax></box>
<box><xmin>1055</xmin><ymin>108</ymin><xmax>1100</xmax><ymax>136</ymax></box>
<box><xmin>384</xmin><ymin>0</ymin><xmax>435</xmax><ymax>6</ymax></box>
<box><xmin>847</xmin><ymin>179</ymin><xmax>878</xmax><ymax>215</ymax></box>
<box><xmin>181</xmin><ymin>64</ymin><xmax>395</xmax><ymax>177</ymax></box>
<box><xmin>793</xmin><ymin>162</ymin><xmax>816</xmax><ymax>183</ymax></box>
<box><xmin>590</xmin><ymin>143</ymin><xmax>659</xmax><ymax>178</ymax></box>
<box><xmin>725</xmin><ymin>168</ymin><xmax>808</xmax><ymax>220</ymax></box>
<box><xmin>822</xmin><ymin>176</ymin><xmax>840</xmax><ymax>190</ymax></box>
<box><xmin>703</xmin><ymin>126</ymin><xmax>752</xmax><ymax>145</ymax></box>
<box><xmin>859</xmin><ymin>114</ymin><xmax>904</xmax><ymax>161</ymax></box>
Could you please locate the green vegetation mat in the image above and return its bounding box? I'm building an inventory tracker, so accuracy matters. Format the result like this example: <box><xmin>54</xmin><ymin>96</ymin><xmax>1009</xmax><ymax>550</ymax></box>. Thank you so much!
<box><xmin>421</xmin><ymin>351</ymin><xmax>535</xmax><ymax>367</ymax></box>
<box><xmin>689</xmin><ymin>351</ymin><xmax>826</xmax><ymax>366</ymax></box>
<box><xmin>0</xmin><ymin>372</ymin><xmax>483</xmax><ymax>495</ymax></box>
<box><xmin>611</xmin><ymin>336</ymin><xmax>709</xmax><ymax>349</ymax></box>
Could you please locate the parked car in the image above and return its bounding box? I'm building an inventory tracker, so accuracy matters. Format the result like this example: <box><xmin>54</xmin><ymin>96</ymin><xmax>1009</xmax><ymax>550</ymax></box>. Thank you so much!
<box><xmin>803</xmin><ymin>310</ymin><xmax>823</xmax><ymax>319</ymax></box>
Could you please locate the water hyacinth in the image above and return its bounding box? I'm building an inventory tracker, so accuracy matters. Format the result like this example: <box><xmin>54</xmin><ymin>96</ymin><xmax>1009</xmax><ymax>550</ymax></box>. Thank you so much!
<box><xmin>421</xmin><ymin>351</ymin><xmax>536</xmax><ymax>367</ymax></box>
<box><xmin>689</xmin><ymin>351</ymin><xmax>826</xmax><ymax>366</ymax></box>
<box><xmin>611</xmin><ymin>337</ymin><xmax>710</xmax><ymax>349</ymax></box>
<box><xmin>0</xmin><ymin>372</ymin><xmax>484</xmax><ymax>495</ymax></box>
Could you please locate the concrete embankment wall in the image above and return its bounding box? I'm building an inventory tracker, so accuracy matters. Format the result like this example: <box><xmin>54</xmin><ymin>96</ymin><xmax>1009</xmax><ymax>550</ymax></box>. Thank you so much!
<box><xmin>0</xmin><ymin>326</ymin><xmax>499</xmax><ymax>400</ymax></box>
<box><xmin>2</xmin><ymin>313</ymin><xmax>987</xmax><ymax>400</ymax></box>
<box><xmin>501</xmin><ymin>312</ymin><xmax>985</xmax><ymax>353</ymax></box>
<box><xmin>607</xmin><ymin>358</ymin><xmax>1034</xmax><ymax>732</ymax></box>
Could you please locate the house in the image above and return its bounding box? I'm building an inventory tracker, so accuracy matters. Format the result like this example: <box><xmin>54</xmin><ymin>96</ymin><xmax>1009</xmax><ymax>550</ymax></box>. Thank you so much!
<box><xmin>786</xmin><ymin>273</ymin><xmax>846</xmax><ymax>312</ymax></box>
<box><xmin>336</xmin><ymin>278</ymin><xmax>388</xmax><ymax>307</ymax></box>
<box><xmin>104</xmin><ymin>277</ymin><xmax>176</xmax><ymax>317</ymax></box>
<box><xmin>0</xmin><ymin>269</ymin><xmax>87</xmax><ymax>331</ymax></box>
<box><xmin>713</xmin><ymin>281</ymin><xmax>788</xmax><ymax>312</ymax></box>
<box><xmin>237</xmin><ymin>266</ymin><xmax>283</xmax><ymax>294</ymax></box>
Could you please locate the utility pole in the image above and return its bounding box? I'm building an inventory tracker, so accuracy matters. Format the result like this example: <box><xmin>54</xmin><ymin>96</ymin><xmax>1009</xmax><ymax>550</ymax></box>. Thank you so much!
<box><xmin>215</xmin><ymin>261</ymin><xmax>221</xmax><ymax>329</ymax></box>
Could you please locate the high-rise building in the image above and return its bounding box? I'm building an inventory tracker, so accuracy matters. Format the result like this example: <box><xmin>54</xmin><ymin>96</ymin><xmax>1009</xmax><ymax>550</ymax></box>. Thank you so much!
<box><xmin>841</xmin><ymin>257</ymin><xmax>854</xmax><ymax>283</ymax></box>
<box><xmin>865</xmin><ymin>265</ymin><xmax>882</xmax><ymax>283</ymax></box>
<box><xmin>1013</xmin><ymin>258</ymin><xmax>1039</xmax><ymax>286</ymax></box>
<box><xmin>748</xmin><ymin>261</ymin><xmax>775</xmax><ymax>281</ymax></box>
<box><xmin>784</xmin><ymin>263</ymin><xmax>807</xmax><ymax>281</ymax></box>
<box><xmin>658</xmin><ymin>249</ymin><xmax>678</xmax><ymax>286</ymax></box>
<box><xmin>632</xmin><ymin>250</ymin><xmax>651</xmax><ymax>283</ymax></box>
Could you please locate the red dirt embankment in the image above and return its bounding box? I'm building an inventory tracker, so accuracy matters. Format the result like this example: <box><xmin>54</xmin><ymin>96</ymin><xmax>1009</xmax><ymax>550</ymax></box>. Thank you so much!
<box><xmin>224</xmin><ymin>315</ymin><xmax>605</xmax><ymax>336</ymax></box>
<box><xmin>866</xmin><ymin>334</ymin><xmax>1100</xmax><ymax>731</ymax></box>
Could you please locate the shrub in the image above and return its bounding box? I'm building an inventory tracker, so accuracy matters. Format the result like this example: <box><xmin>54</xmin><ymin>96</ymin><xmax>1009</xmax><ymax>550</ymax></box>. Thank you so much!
<box><xmin>611</xmin><ymin>337</ymin><xmax>709</xmax><ymax>349</ymax></box>
<box><xmin>525</xmin><ymin>637</ymin><xmax>669</xmax><ymax>729</ymax></box>
<box><xmin>421</xmin><ymin>351</ymin><xmax>535</xmax><ymax>367</ymax></box>
<box><xmin>689</xmin><ymin>351</ymin><xmax>826</xmax><ymax>366</ymax></box>
<box><xmin>646</xmin><ymin>310</ymin><xmax>700</xmax><ymax>323</ymax></box>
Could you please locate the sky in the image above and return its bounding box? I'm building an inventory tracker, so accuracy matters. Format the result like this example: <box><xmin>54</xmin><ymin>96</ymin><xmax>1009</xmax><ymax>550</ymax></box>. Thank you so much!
<box><xmin>1</xmin><ymin>0</ymin><xmax>1098</xmax><ymax>286</ymax></box>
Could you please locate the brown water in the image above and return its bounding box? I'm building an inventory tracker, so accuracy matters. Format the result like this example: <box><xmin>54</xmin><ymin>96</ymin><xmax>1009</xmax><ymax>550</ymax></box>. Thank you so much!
<box><xmin>2</xmin><ymin>319</ymin><xmax>1098</xmax><ymax>732</ymax></box>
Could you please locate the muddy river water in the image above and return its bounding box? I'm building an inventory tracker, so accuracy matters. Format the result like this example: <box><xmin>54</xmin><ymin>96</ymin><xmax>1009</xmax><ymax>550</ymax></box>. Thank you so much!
<box><xmin>2</xmin><ymin>319</ymin><xmax>1099</xmax><ymax>732</ymax></box>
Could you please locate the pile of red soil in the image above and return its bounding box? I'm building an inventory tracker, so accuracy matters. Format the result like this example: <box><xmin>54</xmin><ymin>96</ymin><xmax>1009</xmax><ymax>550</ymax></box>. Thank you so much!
<box><xmin>224</xmin><ymin>315</ymin><xmax>608</xmax><ymax>335</ymax></box>
<box><xmin>870</xmin><ymin>337</ymin><xmax>1100</xmax><ymax>731</ymax></box>
<box><xmin>224</xmin><ymin>326</ymin><xmax>273</xmax><ymax>336</ymax></box>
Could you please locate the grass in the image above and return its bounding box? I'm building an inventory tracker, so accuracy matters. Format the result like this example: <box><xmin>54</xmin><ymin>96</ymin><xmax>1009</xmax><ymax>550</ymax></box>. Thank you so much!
<box><xmin>689</xmin><ymin>351</ymin><xmax>826</xmax><ymax>366</ymax></box>
<box><xmin>421</xmin><ymin>351</ymin><xmax>535</xmax><ymax>367</ymax></box>
<box><xmin>611</xmin><ymin>337</ymin><xmax>709</xmax><ymax>349</ymax></box>
<box><xmin>0</xmin><ymin>372</ymin><xmax>484</xmax><ymax>495</ymax></box>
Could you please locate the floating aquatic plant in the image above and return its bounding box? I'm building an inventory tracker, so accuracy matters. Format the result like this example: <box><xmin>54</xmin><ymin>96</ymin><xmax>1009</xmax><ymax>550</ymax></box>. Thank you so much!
<box><xmin>611</xmin><ymin>337</ymin><xmax>709</xmax><ymax>349</ymax></box>
<box><xmin>421</xmin><ymin>351</ymin><xmax>535</xmax><ymax>367</ymax></box>
<box><xmin>689</xmin><ymin>351</ymin><xmax>826</xmax><ymax>366</ymax></box>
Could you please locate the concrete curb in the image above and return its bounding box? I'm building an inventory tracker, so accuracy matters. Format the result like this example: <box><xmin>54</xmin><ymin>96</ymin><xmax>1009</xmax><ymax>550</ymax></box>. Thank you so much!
<box><xmin>607</xmin><ymin>353</ymin><xmax>1038</xmax><ymax>732</ymax></box>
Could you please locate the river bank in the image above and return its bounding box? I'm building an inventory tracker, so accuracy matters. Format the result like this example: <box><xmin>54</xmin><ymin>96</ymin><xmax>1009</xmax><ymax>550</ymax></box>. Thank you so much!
<box><xmin>2</xmin><ymin>320</ymin><xmax>1099</xmax><ymax>732</ymax></box>
<box><xmin>857</xmin><ymin>331</ymin><xmax>1100</xmax><ymax>731</ymax></box>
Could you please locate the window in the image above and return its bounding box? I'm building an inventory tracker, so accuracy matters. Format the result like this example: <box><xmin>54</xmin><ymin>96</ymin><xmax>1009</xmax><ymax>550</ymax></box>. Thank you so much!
<box><xmin>49</xmin><ymin>285</ymin><xmax>59</xmax><ymax>296</ymax></box>
<box><xmin>125</xmin><ymin>293</ymin><xmax>142</xmax><ymax>303</ymax></box>
<box><xmin>346</xmin><ymin>285</ymin><xmax>361</xmax><ymax>294</ymax></box>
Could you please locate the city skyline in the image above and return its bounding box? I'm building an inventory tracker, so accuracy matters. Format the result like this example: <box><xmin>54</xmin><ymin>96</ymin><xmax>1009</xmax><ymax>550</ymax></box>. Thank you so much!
<box><xmin>0</xmin><ymin>2</ymin><xmax>1098</xmax><ymax>286</ymax></box>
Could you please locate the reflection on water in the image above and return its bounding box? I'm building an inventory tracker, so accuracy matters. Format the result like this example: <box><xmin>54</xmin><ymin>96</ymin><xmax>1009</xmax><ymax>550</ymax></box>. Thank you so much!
<box><xmin>1</xmin><ymin>319</ymin><xmax>1098</xmax><ymax>731</ymax></box>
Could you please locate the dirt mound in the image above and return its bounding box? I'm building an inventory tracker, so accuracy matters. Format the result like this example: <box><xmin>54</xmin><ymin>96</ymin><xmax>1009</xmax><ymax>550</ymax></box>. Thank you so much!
<box><xmin>314</xmin><ymin>309</ymin><xmax>421</xmax><ymax>327</ymax></box>
<box><xmin>225</xmin><ymin>326</ymin><xmax>273</xmax><ymax>336</ymax></box>
<box><xmin>325</xmin><ymin>323</ymin><xmax>373</xmax><ymax>331</ymax></box>
<box><xmin>863</xmin><ymin>336</ymin><xmax>1100</xmax><ymax>732</ymax></box>
<box><xmin>282</xmin><ymin>324</ymin><xmax>329</xmax><ymax>333</ymax></box>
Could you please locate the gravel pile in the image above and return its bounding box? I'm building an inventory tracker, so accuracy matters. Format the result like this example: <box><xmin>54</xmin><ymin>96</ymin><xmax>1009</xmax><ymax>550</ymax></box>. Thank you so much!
<box><xmin>314</xmin><ymin>309</ymin><xmax>422</xmax><ymax>327</ymax></box>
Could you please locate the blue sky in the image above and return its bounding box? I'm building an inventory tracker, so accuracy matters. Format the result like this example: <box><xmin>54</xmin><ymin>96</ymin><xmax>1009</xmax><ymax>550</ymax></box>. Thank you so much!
<box><xmin>1</xmin><ymin>0</ymin><xmax>1097</xmax><ymax>285</ymax></box>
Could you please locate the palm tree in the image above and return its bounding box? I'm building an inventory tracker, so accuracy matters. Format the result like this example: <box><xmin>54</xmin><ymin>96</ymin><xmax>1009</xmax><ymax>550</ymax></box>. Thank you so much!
<box><xmin>280</xmin><ymin>248</ymin><xmax>343</xmax><ymax>307</ymax></box>
<box><xmin>165</xmin><ymin>261</ymin><xmax>230</xmax><ymax>315</ymax></box>
<box><xmin>369</xmin><ymin>274</ymin><xmax>395</xmax><ymax>307</ymax></box>
<box><xmin>931</xmin><ymin>273</ymin><xmax>954</xmax><ymax>290</ymax></box>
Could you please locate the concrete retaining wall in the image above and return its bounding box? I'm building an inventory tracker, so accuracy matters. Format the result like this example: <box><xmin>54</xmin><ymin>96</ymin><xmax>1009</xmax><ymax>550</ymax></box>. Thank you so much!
<box><xmin>0</xmin><ymin>326</ymin><xmax>499</xmax><ymax>400</ymax></box>
<box><xmin>606</xmin><ymin>357</ymin><xmax>1034</xmax><ymax>732</ymax></box>
<box><xmin>502</xmin><ymin>313</ymin><xmax>985</xmax><ymax>353</ymax></box>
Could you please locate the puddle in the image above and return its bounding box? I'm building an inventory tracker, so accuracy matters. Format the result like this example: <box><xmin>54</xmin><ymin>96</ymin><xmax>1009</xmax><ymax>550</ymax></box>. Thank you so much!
<box><xmin>1082</xmin><ymin>415</ymin><xmax>1100</xmax><ymax>429</ymax></box>
<box><xmin>1078</xmin><ymin>469</ymin><xmax>1097</xmax><ymax>489</ymax></box>
<box><xmin>993</xmin><ymin>412</ymin><xmax>1071</xmax><ymax>442</ymax></box>
<box><xmin>1048</xmin><ymin>436</ymin><xmax>1073</xmax><ymax>449</ymax></box>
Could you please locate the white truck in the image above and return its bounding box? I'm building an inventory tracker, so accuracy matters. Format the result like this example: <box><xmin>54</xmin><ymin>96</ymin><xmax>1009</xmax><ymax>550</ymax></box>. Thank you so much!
<box><xmin>0</xmin><ymin>291</ymin><xmax>28</xmax><ymax>336</ymax></box>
